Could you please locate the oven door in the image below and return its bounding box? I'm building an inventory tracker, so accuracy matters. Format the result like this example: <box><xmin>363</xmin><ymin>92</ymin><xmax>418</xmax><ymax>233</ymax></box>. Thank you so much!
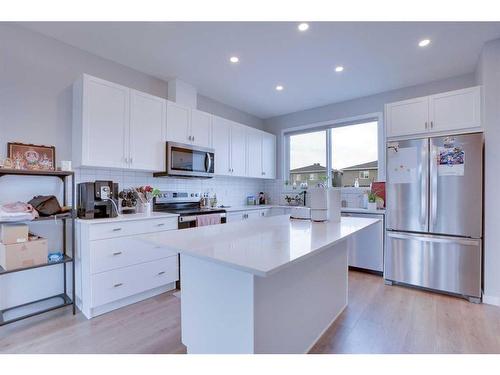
<box><xmin>167</xmin><ymin>142</ymin><xmax>215</xmax><ymax>178</ymax></box>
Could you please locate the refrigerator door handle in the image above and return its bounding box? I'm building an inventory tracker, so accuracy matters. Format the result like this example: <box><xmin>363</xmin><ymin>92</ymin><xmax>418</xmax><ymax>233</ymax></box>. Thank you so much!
<box><xmin>419</xmin><ymin>141</ymin><xmax>428</xmax><ymax>228</ymax></box>
<box><xmin>430</xmin><ymin>144</ymin><xmax>438</xmax><ymax>231</ymax></box>
<box><xmin>387</xmin><ymin>232</ymin><xmax>479</xmax><ymax>246</ymax></box>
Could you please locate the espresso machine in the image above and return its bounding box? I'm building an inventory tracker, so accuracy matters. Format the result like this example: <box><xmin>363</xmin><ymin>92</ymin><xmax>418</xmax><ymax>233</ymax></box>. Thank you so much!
<box><xmin>77</xmin><ymin>181</ymin><xmax>119</xmax><ymax>219</ymax></box>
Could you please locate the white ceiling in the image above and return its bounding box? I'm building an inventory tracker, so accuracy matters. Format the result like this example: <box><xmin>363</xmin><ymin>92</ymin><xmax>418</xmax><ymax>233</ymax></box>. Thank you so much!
<box><xmin>19</xmin><ymin>22</ymin><xmax>500</xmax><ymax>119</ymax></box>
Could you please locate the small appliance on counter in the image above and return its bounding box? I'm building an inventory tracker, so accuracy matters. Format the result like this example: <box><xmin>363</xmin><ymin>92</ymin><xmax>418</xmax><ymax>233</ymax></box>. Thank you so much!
<box><xmin>308</xmin><ymin>186</ymin><xmax>328</xmax><ymax>222</ymax></box>
<box><xmin>77</xmin><ymin>181</ymin><xmax>119</xmax><ymax>219</ymax></box>
<box><xmin>290</xmin><ymin>206</ymin><xmax>311</xmax><ymax>220</ymax></box>
<box><xmin>118</xmin><ymin>189</ymin><xmax>138</xmax><ymax>214</ymax></box>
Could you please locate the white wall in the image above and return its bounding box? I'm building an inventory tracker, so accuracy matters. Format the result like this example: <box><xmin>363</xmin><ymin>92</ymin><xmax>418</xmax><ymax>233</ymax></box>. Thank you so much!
<box><xmin>475</xmin><ymin>38</ymin><xmax>500</xmax><ymax>305</ymax></box>
<box><xmin>264</xmin><ymin>73</ymin><xmax>476</xmax><ymax>179</ymax></box>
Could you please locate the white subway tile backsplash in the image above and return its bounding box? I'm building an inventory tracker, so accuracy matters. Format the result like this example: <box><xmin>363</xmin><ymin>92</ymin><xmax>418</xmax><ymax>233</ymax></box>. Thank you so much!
<box><xmin>75</xmin><ymin>168</ymin><xmax>266</xmax><ymax>207</ymax></box>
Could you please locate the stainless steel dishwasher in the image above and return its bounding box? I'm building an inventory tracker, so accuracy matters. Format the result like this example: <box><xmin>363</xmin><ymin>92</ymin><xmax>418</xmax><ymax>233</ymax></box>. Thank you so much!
<box><xmin>341</xmin><ymin>211</ymin><xmax>384</xmax><ymax>273</ymax></box>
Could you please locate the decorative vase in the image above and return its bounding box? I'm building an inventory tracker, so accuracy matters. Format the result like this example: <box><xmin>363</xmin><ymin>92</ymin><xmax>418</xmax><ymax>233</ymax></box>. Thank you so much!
<box><xmin>367</xmin><ymin>202</ymin><xmax>377</xmax><ymax>210</ymax></box>
<box><xmin>145</xmin><ymin>201</ymin><xmax>153</xmax><ymax>216</ymax></box>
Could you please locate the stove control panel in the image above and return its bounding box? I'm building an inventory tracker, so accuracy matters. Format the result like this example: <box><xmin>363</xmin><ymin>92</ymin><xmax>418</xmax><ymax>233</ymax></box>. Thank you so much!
<box><xmin>155</xmin><ymin>191</ymin><xmax>201</xmax><ymax>203</ymax></box>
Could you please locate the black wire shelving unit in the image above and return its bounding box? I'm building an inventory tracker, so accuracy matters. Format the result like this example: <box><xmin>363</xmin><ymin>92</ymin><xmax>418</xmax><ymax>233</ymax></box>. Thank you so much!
<box><xmin>0</xmin><ymin>169</ymin><xmax>76</xmax><ymax>326</ymax></box>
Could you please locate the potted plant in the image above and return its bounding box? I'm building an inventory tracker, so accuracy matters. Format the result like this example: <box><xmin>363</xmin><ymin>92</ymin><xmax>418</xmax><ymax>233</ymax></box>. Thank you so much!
<box><xmin>367</xmin><ymin>191</ymin><xmax>379</xmax><ymax>210</ymax></box>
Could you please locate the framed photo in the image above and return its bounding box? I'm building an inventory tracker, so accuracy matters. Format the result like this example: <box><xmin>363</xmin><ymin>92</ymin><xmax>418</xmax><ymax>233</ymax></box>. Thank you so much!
<box><xmin>7</xmin><ymin>142</ymin><xmax>56</xmax><ymax>171</ymax></box>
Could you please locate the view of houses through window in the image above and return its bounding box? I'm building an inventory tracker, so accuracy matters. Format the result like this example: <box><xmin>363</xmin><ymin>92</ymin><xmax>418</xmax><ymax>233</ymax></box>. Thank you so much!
<box><xmin>288</xmin><ymin>121</ymin><xmax>378</xmax><ymax>188</ymax></box>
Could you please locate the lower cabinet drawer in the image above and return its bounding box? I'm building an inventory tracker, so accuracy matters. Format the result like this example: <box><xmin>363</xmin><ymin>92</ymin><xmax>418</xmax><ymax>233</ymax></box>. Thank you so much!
<box><xmin>91</xmin><ymin>256</ymin><xmax>178</xmax><ymax>307</ymax></box>
<box><xmin>89</xmin><ymin>217</ymin><xmax>178</xmax><ymax>240</ymax></box>
<box><xmin>90</xmin><ymin>236</ymin><xmax>177</xmax><ymax>274</ymax></box>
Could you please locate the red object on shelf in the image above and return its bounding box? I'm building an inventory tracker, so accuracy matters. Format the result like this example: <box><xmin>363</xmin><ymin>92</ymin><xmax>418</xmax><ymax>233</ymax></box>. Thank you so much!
<box><xmin>371</xmin><ymin>182</ymin><xmax>386</xmax><ymax>208</ymax></box>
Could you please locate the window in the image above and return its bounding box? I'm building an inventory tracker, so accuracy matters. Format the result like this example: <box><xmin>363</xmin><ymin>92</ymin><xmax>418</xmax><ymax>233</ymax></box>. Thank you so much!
<box><xmin>359</xmin><ymin>171</ymin><xmax>370</xmax><ymax>179</ymax></box>
<box><xmin>288</xmin><ymin>130</ymin><xmax>326</xmax><ymax>187</ymax></box>
<box><xmin>286</xmin><ymin>119</ymin><xmax>380</xmax><ymax>188</ymax></box>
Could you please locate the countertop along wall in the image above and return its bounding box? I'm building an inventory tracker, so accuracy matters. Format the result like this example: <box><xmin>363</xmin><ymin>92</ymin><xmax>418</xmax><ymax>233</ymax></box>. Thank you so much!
<box><xmin>0</xmin><ymin>23</ymin><xmax>265</xmax><ymax>311</ymax></box>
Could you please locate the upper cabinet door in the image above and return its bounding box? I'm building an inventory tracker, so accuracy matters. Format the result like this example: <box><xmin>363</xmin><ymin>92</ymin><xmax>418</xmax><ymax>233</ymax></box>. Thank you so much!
<box><xmin>429</xmin><ymin>86</ymin><xmax>481</xmax><ymax>133</ymax></box>
<box><xmin>386</xmin><ymin>97</ymin><xmax>429</xmax><ymax>138</ymax></box>
<box><xmin>81</xmin><ymin>75</ymin><xmax>129</xmax><ymax>168</ymax></box>
<box><xmin>212</xmin><ymin>116</ymin><xmax>232</xmax><ymax>176</ymax></box>
<box><xmin>166</xmin><ymin>101</ymin><xmax>190</xmax><ymax>144</ymax></box>
<box><xmin>129</xmin><ymin>90</ymin><xmax>166</xmax><ymax>171</ymax></box>
<box><xmin>190</xmin><ymin>109</ymin><xmax>212</xmax><ymax>148</ymax></box>
<box><xmin>230</xmin><ymin>123</ymin><xmax>247</xmax><ymax>177</ymax></box>
<box><xmin>246</xmin><ymin>128</ymin><xmax>263</xmax><ymax>178</ymax></box>
<box><xmin>262</xmin><ymin>132</ymin><xmax>276</xmax><ymax>179</ymax></box>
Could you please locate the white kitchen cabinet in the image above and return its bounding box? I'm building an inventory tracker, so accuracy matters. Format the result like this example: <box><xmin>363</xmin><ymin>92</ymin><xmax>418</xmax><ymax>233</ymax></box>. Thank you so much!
<box><xmin>246</xmin><ymin>129</ymin><xmax>276</xmax><ymax>179</ymax></box>
<box><xmin>227</xmin><ymin>209</ymin><xmax>269</xmax><ymax>222</ymax></box>
<box><xmin>166</xmin><ymin>103</ymin><xmax>212</xmax><ymax>148</ymax></box>
<box><xmin>76</xmin><ymin>216</ymin><xmax>179</xmax><ymax>319</ymax></box>
<box><xmin>262</xmin><ymin>132</ymin><xmax>276</xmax><ymax>179</ymax></box>
<box><xmin>129</xmin><ymin>90</ymin><xmax>166</xmax><ymax>171</ymax></box>
<box><xmin>190</xmin><ymin>109</ymin><xmax>212</xmax><ymax>148</ymax></box>
<box><xmin>429</xmin><ymin>86</ymin><xmax>481</xmax><ymax>133</ymax></box>
<box><xmin>230</xmin><ymin>123</ymin><xmax>247</xmax><ymax>177</ymax></box>
<box><xmin>385</xmin><ymin>86</ymin><xmax>482</xmax><ymax>139</ymax></box>
<box><xmin>73</xmin><ymin>74</ymin><xmax>167</xmax><ymax>171</ymax></box>
<box><xmin>73</xmin><ymin>74</ymin><xmax>130</xmax><ymax>169</ymax></box>
<box><xmin>212</xmin><ymin>116</ymin><xmax>232</xmax><ymax>176</ymax></box>
<box><xmin>166</xmin><ymin>101</ymin><xmax>191</xmax><ymax>144</ymax></box>
<box><xmin>246</xmin><ymin>128</ymin><xmax>263</xmax><ymax>178</ymax></box>
<box><xmin>385</xmin><ymin>96</ymin><xmax>429</xmax><ymax>138</ymax></box>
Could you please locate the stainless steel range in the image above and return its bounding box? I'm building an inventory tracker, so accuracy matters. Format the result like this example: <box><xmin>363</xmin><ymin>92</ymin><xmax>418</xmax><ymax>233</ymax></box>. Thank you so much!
<box><xmin>153</xmin><ymin>191</ymin><xmax>226</xmax><ymax>229</ymax></box>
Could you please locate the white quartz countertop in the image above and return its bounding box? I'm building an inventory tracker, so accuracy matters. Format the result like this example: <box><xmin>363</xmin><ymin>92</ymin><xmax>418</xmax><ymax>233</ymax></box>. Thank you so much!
<box><xmin>77</xmin><ymin>212</ymin><xmax>179</xmax><ymax>224</ymax></box>
<box><xmin>143</xmin><ymin>215</ymin><xmax>380</xmax><ymax>277</ymax></box>
<box><xmin>341</xmin><ymin>207</ymin><xmax>386</xmax><ymax>214</ymax></box>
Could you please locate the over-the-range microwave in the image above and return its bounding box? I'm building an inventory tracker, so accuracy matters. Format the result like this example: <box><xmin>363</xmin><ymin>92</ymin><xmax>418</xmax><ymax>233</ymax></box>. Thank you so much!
<box><xmin>154</xmin><ymin>142</ymin><xmax>215</xmax><ymax>178</ymax></box>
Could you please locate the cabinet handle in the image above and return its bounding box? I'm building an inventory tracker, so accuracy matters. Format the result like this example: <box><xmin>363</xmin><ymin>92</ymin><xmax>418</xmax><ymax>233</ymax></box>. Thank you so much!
<box><xmin>430</xmin><ymin>121</ymin><xmax>434</xmax><ymax>129</ymax></box>
<box><xmin>114</xmin><ymin>283</ymin><xmax>123</xmax><ymax>288</ymax></box>
<box><xmin>157</xmin><ymin>271</ymin><xmax>166</xmax><ymax>276</ymax></box>
<box><xmin>156</xmin><ymin>223</ymin><xmax>165</xmax><ymax>227</ymax></box>
<box><xmin>188</xmin><ymin>136</ymin><xmax>192</xmax><ymax>141</ymax></box>
<box><xmin>130</xmin><ymin>157</ymin><xmax>133</xmax><ymax>164</ymax></box>
<box><xmin>112</xmin><ymin>251</ymin><xmax>122</xmax><ymax>256</ymax></box>
<box><xmin>192</xmin><ymin>136</ymin><xmax>195</xmax><ymax>141</ymax></box>
<box><xmin>425</xmin><ymin>122</ymin><xmax>428</xmax><ymax>129</ymax></box>
<box><xmin>112</xmin><ymin>228</ymin><xmax>122</xmax><ymax>232</ymax></box>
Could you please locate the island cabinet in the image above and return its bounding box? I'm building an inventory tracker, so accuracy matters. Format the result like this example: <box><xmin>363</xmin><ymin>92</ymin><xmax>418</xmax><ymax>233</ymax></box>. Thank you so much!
<box><xmin>73</xmin><ymin>74</ymin><xmax>166</xmax><ymax>171</ymax></box>
<box><xmin>165</xmin><ymin>101</ymin><xmax>212</xmax><ymax>148</ymax></box>
<box><xmin>226</xmin><ymin>208</ymin><xmax>269</xmax><ymax>222</ymax></box>
<box><xmin>145</xmin><ymin>215</ymin><xmax>380</xmax><ymax>353</ymax></box>
<box><xmin>75</xmin><ymin>215</ymin><xmax>179</xmax><ymax>319</ymax></box>
<box><xmin>385</xmin><ymin>86</ymin><xmax>481</xmax><ymax>138</ymax></box>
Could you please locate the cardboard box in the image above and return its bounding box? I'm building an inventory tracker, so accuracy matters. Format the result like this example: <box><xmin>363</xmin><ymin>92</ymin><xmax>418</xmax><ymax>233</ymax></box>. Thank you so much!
<box><xmin>0</xmin><ymin>237</ymin><xmax>48</xmax><ymax>271</ymax></box>
<box><xmin>0</xmin><ymin>223</ymin><xmax>29</xmax><ymax>245</ymax></box>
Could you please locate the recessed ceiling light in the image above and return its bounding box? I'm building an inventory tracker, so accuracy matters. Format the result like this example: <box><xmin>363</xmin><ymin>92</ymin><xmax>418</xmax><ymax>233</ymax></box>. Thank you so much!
<box><xmin>335</xmin><ymin>66</ymin><xmax>344</xmax><ymax>73</ymax></box>
<box><xmin>298</xmin><ymin>23</ymin><xmax>309</xmax><ymax>32</ymax></box>
<box><xmin>275</xmin><ymin>85</ymin><xmax>284</xmax><ymax>91</ymax></box>
<box><xmin>418</xmin><ymin>39</ymin><xmax>431</xmax><ymax>47</ymax></box>
<box><xmin>229</xmin><ymin>56</ymin><xmax>239</xmax><ymax>63</ymax></box>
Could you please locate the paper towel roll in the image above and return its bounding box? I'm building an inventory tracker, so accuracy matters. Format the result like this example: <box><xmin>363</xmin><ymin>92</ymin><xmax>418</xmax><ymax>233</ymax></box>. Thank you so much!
<box><xmin>308</xmin><ymin>187</ymin><xmax>328</xmax><ymax>209</ymax></box>
<box><xmin>328</xmin><ymin>188</ymin><xmax>341</xmax><ymax>222</ymax></box>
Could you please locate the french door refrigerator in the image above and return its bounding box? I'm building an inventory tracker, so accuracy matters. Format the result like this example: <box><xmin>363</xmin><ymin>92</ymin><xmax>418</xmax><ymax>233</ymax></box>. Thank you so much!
<box><xmin>385</xmin><ymin>132</ymin><xmax>483</xmax><ymax>302</ymax></box>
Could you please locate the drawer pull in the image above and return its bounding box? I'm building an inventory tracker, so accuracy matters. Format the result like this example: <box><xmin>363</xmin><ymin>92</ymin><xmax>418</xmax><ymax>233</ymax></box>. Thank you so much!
<box><xmin>113</xmin><ymin>283</ymin><xmax>123</xmax><ymax>288</ymax></box>
<box><xmin>156</xmin><ymin>223</ymin><xmax>165</xmax><ymax>227</ymax></box>
<box><xmin>157</xmin><ymin>271</ymin><xmax>166</xmax><ymax>276</ymax></box>
<box><xmin>112</xmin><ymin>251</ymin><xmax>122</xmax><ymax>256</ymax></box>
<box><xmin>112</xmin><ymin>228</ymin><xmax>122</xmax><ymax>232</ymax></box>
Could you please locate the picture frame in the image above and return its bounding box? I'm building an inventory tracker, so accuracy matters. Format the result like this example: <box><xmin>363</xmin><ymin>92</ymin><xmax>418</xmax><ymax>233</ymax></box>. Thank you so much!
<box><xmin>7</xmin><ymin>142</ymin><xmax>56</xmax><ymax>171</ymax></box>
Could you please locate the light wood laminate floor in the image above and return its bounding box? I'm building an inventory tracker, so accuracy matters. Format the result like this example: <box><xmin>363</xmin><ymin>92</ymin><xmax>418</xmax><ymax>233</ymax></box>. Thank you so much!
<box><xmin>1</xmin><ymin>271</ymin><xmax>500</xmax><ymax>354</ymax></box>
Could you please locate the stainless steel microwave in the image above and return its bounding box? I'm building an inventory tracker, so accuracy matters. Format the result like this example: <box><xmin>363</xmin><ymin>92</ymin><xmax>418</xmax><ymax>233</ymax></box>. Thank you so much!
<box><xmin>154</xmin><ymin>142</ymin><xmax>215</xmax><ymax>178</ymax></box>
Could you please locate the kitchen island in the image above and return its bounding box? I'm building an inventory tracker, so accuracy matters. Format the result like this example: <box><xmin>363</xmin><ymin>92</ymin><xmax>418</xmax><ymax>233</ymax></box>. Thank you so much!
<box><xmin>144</xmin><ymin>215</ymin><xmax>379</xmax><ymax>354</ymax></box>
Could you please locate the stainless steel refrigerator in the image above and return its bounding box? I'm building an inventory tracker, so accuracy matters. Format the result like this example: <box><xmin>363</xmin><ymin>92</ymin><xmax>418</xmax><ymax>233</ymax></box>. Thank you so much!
<box><xmin>385</xmin><ymin>132</ymin><xmax>483</xmax><ymax>302</ymax></box>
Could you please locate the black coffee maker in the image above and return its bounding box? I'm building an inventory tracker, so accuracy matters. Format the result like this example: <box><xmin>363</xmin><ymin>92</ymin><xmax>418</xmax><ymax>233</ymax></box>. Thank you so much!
<box><xmin>77</xmin><ymin>181</ymin><xmax>119</xmax><ymax>219</ymax></box>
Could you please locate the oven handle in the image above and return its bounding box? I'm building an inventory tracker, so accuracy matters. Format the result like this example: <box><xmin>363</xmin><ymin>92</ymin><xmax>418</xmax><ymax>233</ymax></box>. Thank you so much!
<box><xmin>179</xmin><ymin>213</ymin><xmax>226</xmax><ymax>223</ymax></box>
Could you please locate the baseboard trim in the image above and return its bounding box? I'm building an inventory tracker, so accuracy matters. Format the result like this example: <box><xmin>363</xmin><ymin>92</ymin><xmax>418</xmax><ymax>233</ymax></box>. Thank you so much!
<box><xmin>482</xmin><ymin>294</ymin><xmax>500</xmax><ymax>306</ymax></box>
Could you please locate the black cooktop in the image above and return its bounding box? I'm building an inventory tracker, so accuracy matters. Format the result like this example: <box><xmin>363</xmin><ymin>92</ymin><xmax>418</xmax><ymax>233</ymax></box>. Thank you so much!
<box><xmin>154</xmin><ymin>207</ymin><xmax>226</xmax><ymax>216</ymax></box>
